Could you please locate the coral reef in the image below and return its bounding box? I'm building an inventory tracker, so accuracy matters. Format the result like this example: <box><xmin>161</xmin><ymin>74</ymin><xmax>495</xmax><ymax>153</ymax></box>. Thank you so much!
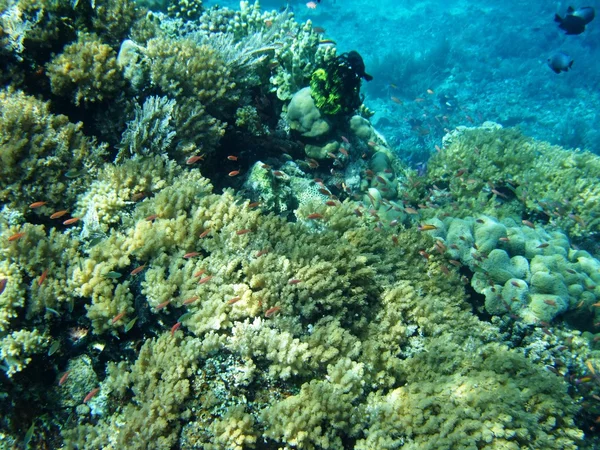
<box><xmin>2</xmin><ymin>1</ymin><xmax>600</xmax><ymax>449</ymax></box>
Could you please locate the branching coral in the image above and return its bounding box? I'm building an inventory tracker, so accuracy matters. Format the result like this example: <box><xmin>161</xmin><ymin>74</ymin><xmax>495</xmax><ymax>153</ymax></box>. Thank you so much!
<box><xmin>0</xmin><ymin>88</ymin><xmax>104</xmax><ymax>210</ymax></box>
<box><xmin>46</xmin><ymin>32</ymin><xmax>124</xmax><ymax>106</ymax></box>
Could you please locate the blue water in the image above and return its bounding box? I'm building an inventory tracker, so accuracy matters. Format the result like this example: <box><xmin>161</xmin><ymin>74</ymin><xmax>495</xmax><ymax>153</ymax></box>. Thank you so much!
<box><xmin>214</xmin><ymin>0</ymin><xmax>600</xmax><ymax>165</ymax></box>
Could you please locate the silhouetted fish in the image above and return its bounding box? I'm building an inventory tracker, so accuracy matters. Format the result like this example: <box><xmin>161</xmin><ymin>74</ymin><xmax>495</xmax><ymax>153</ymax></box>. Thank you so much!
<box><xmin>555</xmin><ymin>6</ymin><xmax>595</xmax><ymax>35</ymax></box>
<box><xmin>547</xmin><ymin>52</ymin><xmax>573</xmax><ymax>73</ymax></box>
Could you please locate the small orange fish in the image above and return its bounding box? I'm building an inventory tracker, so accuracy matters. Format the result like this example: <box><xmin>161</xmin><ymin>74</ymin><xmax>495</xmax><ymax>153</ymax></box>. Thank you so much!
<box><xmin>255</xmin><ymin>249</ymin><xmax>269</xmax><ymax>257</ymax></box>
<box><xmin>313</xmin><ymin>26</ymin><xmax>326</xmax><ymax>33</ymax></box>
<box><xmin>491</xmin><ymin>189</ymin><xmax>507</xmax><ymax>198</ymax></box>
<box><xmin>510</xmin><ymin>281</ymin><xmax>521</xmax><ymax>288</ymax></box>
<box><xmin>111</xmin><ymin>311</ymin><xmax>126</xmax><ymax>324</ymax></box>
<box><xmin>537</xmin><ymin>243</ymin><xmax>549</xmax><ymax>249</ymax></box>
<box><xmin>145</xmin><ymin>214</ymin><xmax>159</xmax><ymax>222</ymax></box>
<box><xmin>29</xmin><ymin>201</ymin><xmax>47</xmax><ymax>209</ymax></box>
<box><xmin>544</xmin><ymin>299</ymin><xmax>557</xmax><ymax>307</ymax></box>
<box><xmin>228</xmin><ymin>170</ymin><xmax>240</xmax><ymax>177</ymax></box>
<box><xmin>58</xmin><ymin>370</ymin><xmax>70</xmax><ymax>386</ymax></box>
<box><xmin>261</xmin><ymin>164</ymin><xmax>271</xmax><ymax>169</ymax></box>
<box><xmin>522</xmin><ymin>220</ymin><xmax>535</xmax><ymax>229</ymax></box>
<box><xmin>38</xmin><ymin>269</ymin><xmax>49</xmax><ymax>286</ymax></box>
<box><xmin>156</xmin><ymin>299</ymin><xmax>171</xmax><ymax>310</ymax></box>
<box><xmin>83</xmin><ymin>387</ymin><xmax>100</xmax><ymax>403</ymax></box>
<box><xmin>193</xmin><ymin>269</ymin><xmax>206</xmax><ymax>278</ymax></box>
<box><xmin>131</xmin><ymin>192</ymin><xmax>147</xmax><ymax>202</ymax></box>
<box><xmin>247</xmin><ymin>202</ymin><xmax>260</xmax><ymax>209</ymax></box>
<box><xmin>7</xmin><ymin>232</ymin><xmax>25</xmax><ymax>241</ymax></box>
<box><xmin>288</xmin><ymin>279</ymin><xmax>301</xmax><ymax>285</ymax></box>
<box><xmin>50</xmin><ymin>210</ymin><xmax>68</xmax><ymax>219</ymax></box>
<box><xmin>198</xmin><ymin>275</ymin><xmax>213</xmax><ymax>284</ymax></box>
<box><xmin>325</xmin><ymin>201</ymin><xmax>337</xmax><ymax>207</ymax></box>
<box><xmin>306</xmin><ymin>159</ymin><xmax>319</xmax><ymax>169</ymax></box>
<box><xmin>265</xmin><ymin>306</ymin><xmax>281</xmax><ymax>317</ymax></box>
<box><xmin>404</xmin><ymin>207</ymin><xmax>419</xmax><ymax>215</ymax></box>
<box><xmin>227</xmin><ymin>155</ymin><xmax>238</xmax><ymax>161</ymax></box>
<box><xmin>0</xmin><ymin>278</ymin><xmax>6</xmax><ymax>295</ymax></box>
<box><xmin>272</xmin><ymin>171</ymin><xmax>284</xmax><ymax>177</ymax></box>
<box><xmin>318</xmin><ymin>188</ymin><xmax>331</xmax><ymax>196</ymax></box>
<box><xmin>182</xmin><ymin>296</ymin><xmax>199</xmax><ymax>305</ymax></box>
<box><xmin>170</xmin><ymin>322</ymin><xmax>182</xmax><ymax>336</ymax></box>
<box><xmin>227</xmin><ymin>296</ymin><xmax>242</xmax><ymax>305</ymax></box>
<box><xmin>341</xmin><ymin>135</ymin><xmax>350</xmax><ymax>144</ymax></box>
<box><xmin>130</xmin><ymin>264</ymin><xmax>146</xmax><ymax>276</ymax></box>
<box><xmin>418</xmin><ymin>224</ymin><xmax>437</xmax><ymax>231</ymax></box>
<box><xmin>186</xmin><ymin>155</ymin><xmax>204</xmax><ymax>165</ymax></box>
<box><xmin>63</xmin><ymin>217</ymin><xmax>80</xmax><ymax>225</ymax></box>
<box><xmin>339</xmin><ymin>147</ymin><xmax>349</xmax><ymax>156</ymax></box>
<box><xmin>418</xmin><ymin>250</ymin><xmax>430</xmax><ymax>260</ymax></box>
<box><xmin>307</xmin><ymin>213</ymin><xmax>323</xmax><ymax>220</ymax></box>
<box><xmin>199</xmin><ymin>229</ymin><xmax>211</xmax><ymax>239</ymax></box>
<box><xmin>183</xmin><ymin>252</ymin><xmax>200</xmax><ymax>259</ymax></box>
<box><xmin>236</xmin><ymin>229</ymin><xmax>251</xmax><ymax>235</ymax></box>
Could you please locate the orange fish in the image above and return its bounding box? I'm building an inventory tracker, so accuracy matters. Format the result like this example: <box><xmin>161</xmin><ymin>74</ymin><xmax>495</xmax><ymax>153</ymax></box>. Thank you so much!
<box><xmin>418</xmin><ymin>224</ymin><xmax>437</xmax><ymax>231</ymax></box>
<box><xmin>58</xmin><ymin>370</ymin><xmax>70</xmax><ymax>386</ymax></box>
<box><xmin>186</xmin><ymin>155</ymin><xmax>204</xmax><ymax>165</ymax></box>
<box><xmin>339</xmin><ymin>147</ymin><xmax>349</xmax><ymax>157</ymax></box>
<box><xmin>265</xmin><ymin>306</ymin><xmax>281</xmax><ymax>317</ymax></box>
<box><xmin>418</xmin><ymin>250</ymin><xmax>430</xmax><ymax>260</ymax></box>
<box><xmin>404</xmin><ymin>207</ymin><xmax>419</xmax><ymax>215</ymax></box>
<box><xmin>0</xmin><ymin>278</ymin><xmax>6</xmax><ymax>295</ymax></box>
<box><xmin>145</xmin><ymin>214</ymin><xmax>159</xmax><ymax>222</ymax></box>
<box><xmin>272</xmin><ymin>171</ymin><xmax>285</xmax><ymax>177</ymax></box>
<box><xmin>227</xmin><ymin>155</ymin><xmax>238</xmax><ymax>161</ymax></box>
<box><xmin>111</xmin><ymin>311</ymin><xmax>126</xmax><ymax>324</ymax></box>
<box><xmin>131</xmin><ymin>192</ymin><xmax>146</xmax><ymax>202</ymax></box>
<box><xmin>236</xmin><ymin>229</ymin><xmax>251</xmax><ymax>235</ymax></box>
<box><xmin>7</xmin><ymin>232</ymin><xmax>25</xmax><ymax>241</ymax></box>
<box><xmin>325</xmin><ymin>201</ymin><xmax>337</xmax><ymax>207</ymax></box>
<box><xmin>130</xmin><ymin>264</ymin><xmax>146</xmax><ymax>276</ymax></box>
<box><xmin>38</xmin><ymin>269</ymin><xmax>49</xmax><ymax>286</ymax></box>
<box><xmin>170</xmin><ymin>322</ymin><xmax>182</xmax><ymax>336</ymax></box>
<box><xmin>288</xmin><ymin>279</ymin><xmax>302</xmax><ymax>285</ymax></box>
<box><xmin>199</xmin><ymin>229</ymin><xmax>211</xmax><ymax>238</ymax></box>
<box><xmin>156</xmin><ymin>299</ymin><xmax>171</xmax><ymax>310</ymax></box>
<box><xmin>227</xmin><ymin>296</ymin><xmax>242</xmax><ymax>305</ymax></box>
<box><xmin>183</xmin><ymin>252</ymin><xmax>200</xmax><ymax>259</ymax></box>
<box><xmin>522</xmin><ymin>220</ymin><xmax>535</xmax><ymax>229</ymax></box>
<box><xmin>307</xmin><ymin>213</ymin><xmax>323</xmax><ymax>220</ymax></box>
<box><xmin>50</xmin><ymin>210</ymin><xmax>68</xmax><ymax>219</ymax></box>
<box><xmin>255</xmin><ymin>249</ymin><xmax>269</xmax><ymax>257</ymax></box>
<box><xmin>63</xmin><ymin>217</ymin><xmax>80</xmax><ymax>226</ymax></box>
<box><xmin>247</xmin><ymin>202</ymin><xmax>260</xmax><ymax>209</ymax></box>
<box><xmin>198</xmin><ymin>275</ymin><xmax>213</xmax><ymax>284</ymax></box>
<box><xmin>29</xmin><ymin>201</ymin><xmax>47</xmax><ymax>209</ymax></box>
<box><xmin>193</xmin><ymin>269</ymin><xmax>206</xmax><ymax>278</ymax></box>
<box><xmin>182</xmin><ymin>296</ymin><xmax>199</xmax><ymax>305</ymax></box>
<box><xmin>83</xmin><ymin>387</ymin><xmax>100</xmax><ymax>403</ymax></box>
<box><xmin>228</xmin><ymin>170</ymin><xmax>240</xmax><ymax>177</ymax></box>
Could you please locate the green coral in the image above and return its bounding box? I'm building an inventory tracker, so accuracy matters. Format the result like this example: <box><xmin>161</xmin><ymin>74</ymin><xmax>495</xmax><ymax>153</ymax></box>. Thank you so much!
<box><xmin>46</xmin><ymin>32</ymin><xmax>124</xmax><ymax>106</ymax></box>
<box><xmin>426</xmin><ymin>123</ymin><xmax>600</xmax><ymax>235</ymax></box>
<box><xmin>0</xmin><ymin>88</ymin><xmax>104</xmax><ymax>209</ymax></box>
